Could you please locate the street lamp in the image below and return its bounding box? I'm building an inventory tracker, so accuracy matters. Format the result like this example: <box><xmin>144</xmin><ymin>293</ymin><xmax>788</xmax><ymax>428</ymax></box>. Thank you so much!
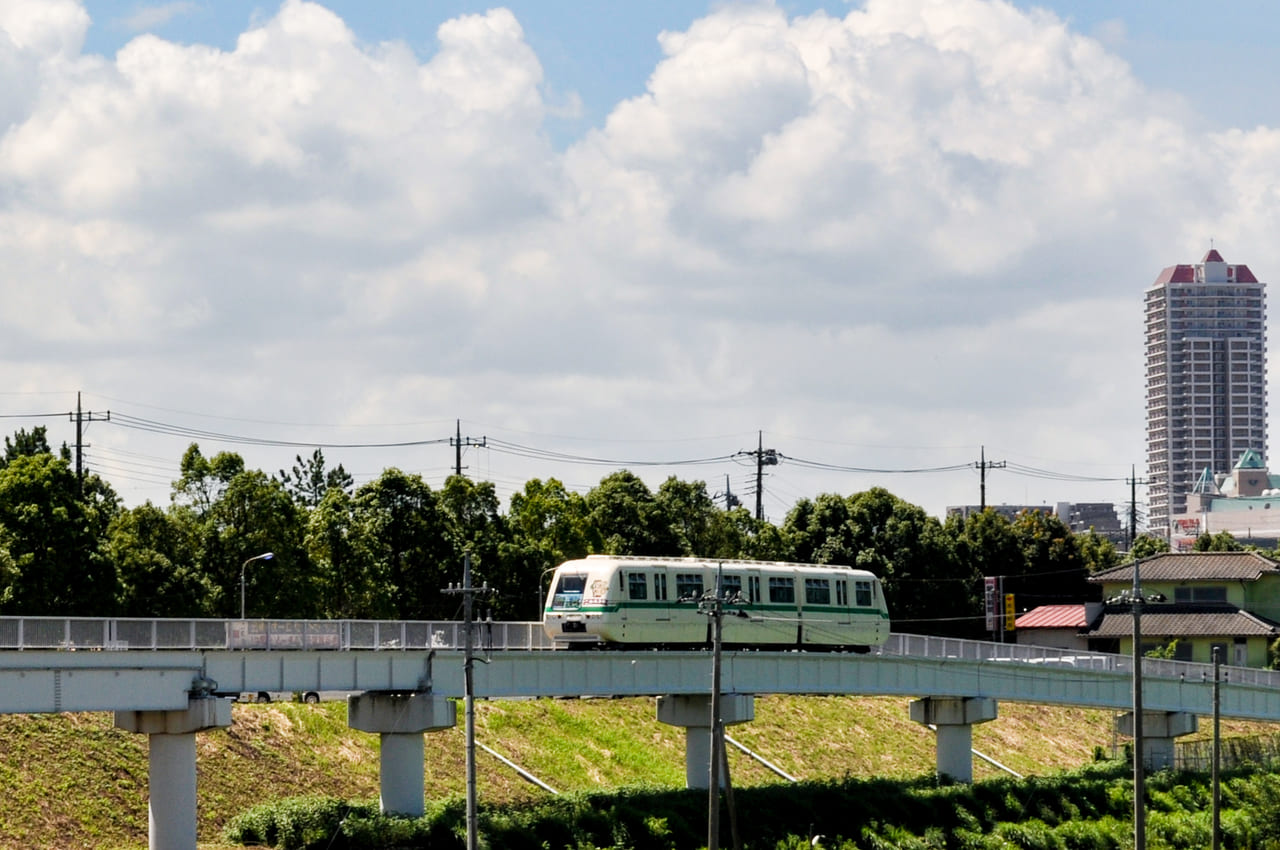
<box><xmin>240</xmin><ymin>552</ymin><xmax>274</xmax><ymax>619</ymax></box>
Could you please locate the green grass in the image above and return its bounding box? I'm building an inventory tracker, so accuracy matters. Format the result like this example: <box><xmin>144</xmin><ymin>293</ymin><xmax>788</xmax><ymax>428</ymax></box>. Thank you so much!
<box><xmin>0</xmin><ymin>696</ymin><xmax>1275</xmax><ymax>849</ymax></box>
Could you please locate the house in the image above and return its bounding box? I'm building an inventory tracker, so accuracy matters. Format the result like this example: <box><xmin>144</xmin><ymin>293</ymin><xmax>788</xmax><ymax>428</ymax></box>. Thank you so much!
<box><xmin>1083</xmin><ymin>552</ymin><xmax>1280</xmax><ymax>667</ymax></box>
<box><xmin>1014</xmin><ymin>604</ymin><xmax>1091</xmax><ymax>651</ymax></box>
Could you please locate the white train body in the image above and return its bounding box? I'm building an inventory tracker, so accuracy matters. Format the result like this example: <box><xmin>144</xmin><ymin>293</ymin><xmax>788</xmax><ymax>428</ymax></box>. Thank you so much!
<box><xmin>542</xmin><ymin>555</ymin><xmax>890</xmax><ymax>650</ymax></box>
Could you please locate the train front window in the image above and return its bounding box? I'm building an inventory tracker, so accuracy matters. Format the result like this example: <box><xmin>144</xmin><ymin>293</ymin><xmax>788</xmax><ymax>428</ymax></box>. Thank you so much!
<box><xmin>748</xmin><ymin>576</ymin><xmax>760</xmax><ymax>604</ymax></box>
<box><xmin>627</xmin><ymin>572</ymin><xmax>648</xmax><ymax>600</ymax></box>
<box><xmin>855</xmin><ymin>580</ymin><xmax>873</xmax><ymax>607</ymax></box>
<box><xmin>768</xmin><ymin>576</ymin><xmax>795</xmax><ymax>604</ymax></box>
<box><xmin>805</xmin><ymin>578</ymin><xmax>831</xmax><ymax>605</ymax></box>
<box><xmin>676</xmin><ymin>573</ymin><xmax>704</xmax><ymax>600</ymax></box>
<box><xmin>551</xmin><ymin>574</ymin><xmax>586</xmax><ymax>609</ymax></box>
<box><xmin>655</xmin><ymin>572</ymin><xmax>668</xmax><ymax>601</ymax></box>
<box><xmin>836</xmin><ymin>580</ymin><xmax>848</xmax><ymax>606</ymax></box>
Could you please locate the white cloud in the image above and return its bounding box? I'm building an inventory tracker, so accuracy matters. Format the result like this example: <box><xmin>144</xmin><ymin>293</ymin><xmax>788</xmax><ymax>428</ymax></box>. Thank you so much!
<box><xmin>0</xmin><ymin>0</ymin><xmax>1276</xmax><ymax>519</ymax></box>
<box><xmin>116</xmin><ymin>2</ymin><xmax>197</xmax><ymax>34</ymax></box>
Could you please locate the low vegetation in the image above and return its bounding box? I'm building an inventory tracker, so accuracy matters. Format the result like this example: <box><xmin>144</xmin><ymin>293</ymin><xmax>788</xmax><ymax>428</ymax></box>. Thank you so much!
<box><xmin>0</xmin><ymin>696</ymin><xmax>1277</xmax><ymax>848</ymax></box>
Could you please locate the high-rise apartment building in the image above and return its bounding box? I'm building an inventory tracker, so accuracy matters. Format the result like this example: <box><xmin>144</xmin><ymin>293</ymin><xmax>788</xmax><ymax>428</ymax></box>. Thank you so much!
<box><xmin>1145</xmin><ymin>249</ymin><xmax>1267</xmax><ymax>537</ymax></box>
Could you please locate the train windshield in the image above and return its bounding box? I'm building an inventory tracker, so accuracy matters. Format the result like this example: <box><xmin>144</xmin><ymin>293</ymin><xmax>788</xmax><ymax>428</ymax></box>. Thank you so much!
<box><xmin>550</xmin><ymin>573</ymin><xmax>587</xmax><ymax>609</ymax></box>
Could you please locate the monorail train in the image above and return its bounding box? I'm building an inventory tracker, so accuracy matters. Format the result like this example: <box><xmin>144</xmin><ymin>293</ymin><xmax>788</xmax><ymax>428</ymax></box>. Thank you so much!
<box><xmin>542</xmin><ymin>555</ymin><xmax>890</xmax><ymax>650</ymax></box>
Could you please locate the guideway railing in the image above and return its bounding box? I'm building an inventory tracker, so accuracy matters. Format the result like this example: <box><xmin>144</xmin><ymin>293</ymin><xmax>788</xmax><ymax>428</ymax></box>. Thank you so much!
<box><xmin>0</xmin><ymin>617</ymin><xmax>553</xmax><ymax>652</ymax></box>
<box><xmin>1</xmin><ymin>617</ymin><xmax>1278</xmax><ymax>691</ymax></box>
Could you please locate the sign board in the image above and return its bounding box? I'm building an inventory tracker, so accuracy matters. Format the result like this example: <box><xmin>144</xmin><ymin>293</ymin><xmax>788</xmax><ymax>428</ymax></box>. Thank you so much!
<box><xmin>1004</xmin><ymin>593</ymin><xmax>1016</xmax><ymax>632</ymax></box>
<box><xmin>984</xmin><ymin>577</ymin><xmax>998</xmax><ymax>631</ymax></box>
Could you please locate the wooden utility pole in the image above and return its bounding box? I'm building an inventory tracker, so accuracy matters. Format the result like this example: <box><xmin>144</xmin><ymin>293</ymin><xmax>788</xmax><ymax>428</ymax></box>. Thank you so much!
<box><xmin>68</xmin><ymin>392</ymin><xmax>109</xmax><ymax>493</ymax></box>
<box><xmin>443</xmin><ymin>553</ymin><xmax>492</xmax><ymax>850</ymax></box>
<box><xmin>450</xmin><ymin>419</ymin><xmax>487</xmax><ymax>477</ymax></box>
<box><xmin>734</xmin><ymin>432</ymin><xmax>777</xmax><ymax>521</ymax></box>
<box><xmin>973</xmin><ymin>445</ymin><xmax>1005</xmax><ymax>511</ymax></box>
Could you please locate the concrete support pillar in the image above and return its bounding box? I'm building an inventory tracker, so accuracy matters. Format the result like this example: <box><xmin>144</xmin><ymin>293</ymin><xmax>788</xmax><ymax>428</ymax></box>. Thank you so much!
<box><xmin>1116</xmin><ymin>711</ymin><xmax>1198</xmax><ymax>770</ymax></box>
<box><xmin>656</xmin><ymin>694</ymin><xmax>755</xmax><ymax>789</ymax></box>
<box><xmin>348</xmin><ymin>693</ymin><xmax>456</xmax><ymax>816</ymax></box>
<box><xmin>114</xmin><ymin>697</ymin><xmax>233</xmax><ymax>850</ymax></box>
<box><xmin>909</xmin><ymin>697</ymin><xmax>998</xmax><ymax>783</ymax></box>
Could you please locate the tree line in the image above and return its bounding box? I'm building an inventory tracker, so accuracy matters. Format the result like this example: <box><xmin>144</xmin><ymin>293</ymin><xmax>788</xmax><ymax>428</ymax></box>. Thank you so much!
<box><xmin>0</xmin><ymin>426</ymin><xmax>1177</xmax><ymax>635</ymax></box>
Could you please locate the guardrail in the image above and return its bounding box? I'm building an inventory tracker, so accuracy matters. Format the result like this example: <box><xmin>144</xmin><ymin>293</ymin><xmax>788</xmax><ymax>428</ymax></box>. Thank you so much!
<box><xmin>0</xmin><ymin>617</ymin><xmax>554</xmax><ymax>652</ymax></box>
<box><xmin>3</xmin><ymin>618</ymin><xmax>1279</xmax><ymax>690</ymax></box>
<box><xmin>881</xmin><ymin>633</ymin><xmax>1280</xmax><ymax>689</ymax></box>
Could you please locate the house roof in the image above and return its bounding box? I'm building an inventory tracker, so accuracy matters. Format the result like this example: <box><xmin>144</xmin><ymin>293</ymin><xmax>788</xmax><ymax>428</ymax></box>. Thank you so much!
<box><xmin>1089</xmin><ymin>552</ymin><xmax>1280</xmax><ymax>584</ymax></box>
<box><xmin>1016</xmin><ymin>604</ymin><xmax>1088</xmax><ymax>629</ymax></box>
<box><xmin>1086</xmin><ymin>604</ymin><xmax>1279</xmax><ymax>638</ymax></box>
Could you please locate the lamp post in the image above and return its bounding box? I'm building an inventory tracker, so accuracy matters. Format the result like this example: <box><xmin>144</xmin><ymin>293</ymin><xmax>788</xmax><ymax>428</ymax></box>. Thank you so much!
<box><xmin>240</xmin><ymin>552</ymin><xmax>274</xmax><ymax>619</ymax></box>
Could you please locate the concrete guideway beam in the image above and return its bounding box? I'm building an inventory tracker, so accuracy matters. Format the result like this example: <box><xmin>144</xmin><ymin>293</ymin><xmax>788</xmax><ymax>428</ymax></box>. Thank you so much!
<box><xmin>657</xmin><ymin>694</ymin><xmax>755</xmax><ymax>789</ymax></box>
<box><xmin>348</xmin><ymin>692</ymin><xmax>456</xmax><ymax>816</ymax></box>
<box><xmin>114</xmin><ymin>697</ymin><xmax>233</xmax><ymax>850</ymax></box>
<box><xmin>909</xmin><ymin>697</ymin><xmax>998</xmax><ymax>783</ymax></box>
<box><xmin>1116</xmin><ymin>711</ymin><xmax>1198</xmax><ymax>770</ymax></box>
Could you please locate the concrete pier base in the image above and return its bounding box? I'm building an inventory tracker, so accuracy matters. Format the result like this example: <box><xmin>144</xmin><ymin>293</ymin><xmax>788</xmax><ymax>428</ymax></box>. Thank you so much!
<box><xmin>909</xmin><ymin>697</ymin><xmax>998</xmax><ymax>783</ymax></box>
<box><xmin>114</xmin><ymin>697</ymin><xmax>233</xmax><ymax>850</ymax></box>
<box><xmin>348</xmin><ymin>693</ymin><xmax>456</xmax><ymax>815</ymax></box>
<box><xmin>1116</xmin><ymin>711</ymin><xmax>1198</xmax><ymax>770</ymax></box>
<box><xmin>657</xmin><ymin>694</ymin><xmax>755</xmax><ymax>789</ymax></box>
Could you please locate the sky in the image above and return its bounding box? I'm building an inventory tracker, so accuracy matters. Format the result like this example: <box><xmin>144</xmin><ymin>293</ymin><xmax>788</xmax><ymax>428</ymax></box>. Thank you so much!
<box><xmin>3</xmin><ymin>0</ymin><xmax>1280</xmax><ymax>526</ymax></box>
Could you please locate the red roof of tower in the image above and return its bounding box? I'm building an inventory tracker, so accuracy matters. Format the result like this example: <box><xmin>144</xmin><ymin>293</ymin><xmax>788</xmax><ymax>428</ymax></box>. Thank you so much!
<box><xmin>1154</xmin><ymin>265</ymin><xmax>1195</xmax><ymax>284</ymax></box>
<box><xmin>1203</xmin><ymin>248</ymin><xmax>1226</xmax><ymax>263</ymax></box>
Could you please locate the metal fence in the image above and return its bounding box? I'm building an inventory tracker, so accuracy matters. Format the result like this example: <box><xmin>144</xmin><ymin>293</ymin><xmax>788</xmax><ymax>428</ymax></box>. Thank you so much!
<box><xmin>881</xmin><ymin>632</ymin><xmax>1280</xmax><ymax>689</ymax></box>
<box><xmin>2</xmin><ymin>618</ymin><xmax>1279</xmax><ymax>690</ymax></box>
<box><xmin>0</xmin><ymin>617</ymin><xmax>554</xmax><ymax>651</ymax></box>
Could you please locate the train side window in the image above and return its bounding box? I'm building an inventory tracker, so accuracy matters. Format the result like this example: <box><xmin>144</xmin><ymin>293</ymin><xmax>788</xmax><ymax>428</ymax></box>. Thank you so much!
<box><xmin>654</xmin><ymin>572</ymin><xmax>668</xmax><ymax>601</ymax></box>
<box><xmin>836</xmin><ymin>580</ymin><xmax>848</xmax><ymax>606</ymax></box>
<box><xmin>720</xmin><ymin>574</ymin><xmax>742</xmax><ymax>601</ymax></box>
<box><xmin>748</xmin><ymin>576</ymin><xmax>761</xmax><ymax>604</ymax></box>
<box><xmin>676</xmin><ymin>573</ymin><xmax>704</xmax><ymax>600</ymax></box>
<box><xmin>628</xmin><ymin>572</ymin><xmax>648</xmax><ymax>600</ymax></box>
<box><xmin>768</xmin><ymin>576</ymin><xmax>795</xmax><ymax>604</ymax></box>
<box><xmin>805</xmin><ymin>578</ymin><xmax>831</xmax><ymax>605</ymax></box>
<box><xmin>855</xmin><ymin>580</ymin><xmax>872</xmax><ymax>607</ymax></box>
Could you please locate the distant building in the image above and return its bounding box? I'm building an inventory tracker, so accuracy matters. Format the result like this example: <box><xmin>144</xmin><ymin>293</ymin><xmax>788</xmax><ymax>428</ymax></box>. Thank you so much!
<box><xmin>1169</xmin><ymin>448</ymin><xmax>1280</xmax><ymax>549</ymax></box>
<box><xmin>1145</xmin><ymin>248</ymin><xmax>1268</xmax><ymax>539</ymax></box>
<box><xmin>945</xmin><ymin>502</ymin><xmax>1123</xmax><ymax>543</ymax></box>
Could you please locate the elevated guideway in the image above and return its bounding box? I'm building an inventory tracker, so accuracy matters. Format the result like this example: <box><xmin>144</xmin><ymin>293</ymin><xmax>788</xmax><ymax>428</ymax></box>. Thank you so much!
<box><xmin>4</xmin><ymin>617</ymin><xmax>1280</xmax><ymax>849</ymax></box>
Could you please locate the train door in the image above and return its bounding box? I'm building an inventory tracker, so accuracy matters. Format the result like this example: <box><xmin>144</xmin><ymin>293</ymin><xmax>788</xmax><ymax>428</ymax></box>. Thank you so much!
<box><xmin>653</xmin><ymin>569</ymin><xmax>670</xmax><ymax>621</ymax></box>
<box><xmin>834</xmin><ymin>575</ymin><xmax>852</xmax><ymax>625</ymax></box>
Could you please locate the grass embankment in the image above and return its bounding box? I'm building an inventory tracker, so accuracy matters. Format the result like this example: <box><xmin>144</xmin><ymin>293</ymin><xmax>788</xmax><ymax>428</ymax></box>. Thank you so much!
<box><xmin>0</xmin><ymin>696</ymin><xmax>1273</xmax><ymax>849</ymax></box>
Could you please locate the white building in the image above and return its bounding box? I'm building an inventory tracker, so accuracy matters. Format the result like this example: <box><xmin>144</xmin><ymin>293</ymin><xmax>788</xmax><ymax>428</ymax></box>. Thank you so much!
<box><xmin>1145</xmin><ymin>249</ymin><xmax>1267</xmax><ymax>538</ymax></box>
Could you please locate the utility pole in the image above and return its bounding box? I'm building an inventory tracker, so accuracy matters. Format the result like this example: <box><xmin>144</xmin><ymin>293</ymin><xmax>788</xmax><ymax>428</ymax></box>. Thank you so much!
<box><xmin>698</xmin><ymin>564</ymin><xmax>743</xmax><ymax>850</ymax></box>
<box><xmin>442</xmin><ymin>552</ymin><xmax>492</xmax><ymax>850</ymax></box>
<box><xmin>450</xmin><ymin>419</ymin><xmax>487</xmax><ymax>477</ymax></box>
<box><xmin>734</xmin><ymin>432</ymin><xmax>777</xmax><ymax>521</ymax></box>
<box><xmin>973</xmin><ymin>445</ymin><xmax>1005</xmax><ymax>511</ymax></box>
<box><xmin>68</xmin><ymin>392</ymin><xmax>109</xmax><ymax>493</ymax></box>
<box><xmin>1212</xmin><ymin>646</ymin><xmax>1222</xmax><ymax>850</ymax></box>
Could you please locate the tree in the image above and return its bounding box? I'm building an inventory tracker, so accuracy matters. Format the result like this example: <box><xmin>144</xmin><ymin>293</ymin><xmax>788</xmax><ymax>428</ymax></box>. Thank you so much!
<box><xmin>654</xmin><ymin>477</ymin><xmax>720</xmax><ymax>556</ymax></box>
<box><xmin>1</xmin><ymin>426</ymin><xmax>61</xmax><ymax>467</ymax></box>
<box><xmin>306</xmin><ymin>487</ymin><xmax>389</xmax><ymax>619</ymax></box>
<box><xmin>107</xmin><ymin>504</ymin><xmax>212</xmax><ymax>617</ymax></box>
<box><xmin>352</xmin><ymin>469</ymin><xmax>455</xmax><ymax>619</ymax></box>
<box><xmin>440</xmin><ymin>476</ymin><xmax>520</xmax><ymax>618</ymax></box>
<box><xmin>277</xmin><ymin>448</ymin><xmax>354</xmax><ymax>509</ymax></box>
<box><xmin>1075</xmin><ymin>529</ymin><xmax>1121</xmax><ymax>574</ymax></box>
<box><xmin>585</xmin><ymin>471</ymin><xmax>681</xmax><ymax>555</ymax></box>
<box><xmin>1193</xmin><ymin>530</ymin><xmax>1243</xmax><ymax>552</ymax></box>
<box><xmin>505</xmin><ymin>478</ymin><xmax>596</xmax><ymax>619</ymax></box>
<box><xmin>1127</xmin><ymin>535</ymin><xmax>1171</xmax><ymax>560</ymax></box>
<box><xmin>1007</xmin><ymin>509</ymin><xmax>1097</xmax><ymax>610</ymax></box>
<box><xmin>0</xmin><ymin>453</ymin><xmax>119</xmax><ymax>614</ymax></box>
<box><xmin>172</xmin><ymin>444</ymin><xmax>245</xmax><ymax>516</ymax></box>
<box><xmin>192</xmin><ymin>467</ymin><xmax>313</xmax><ymax>619</ymax></box>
